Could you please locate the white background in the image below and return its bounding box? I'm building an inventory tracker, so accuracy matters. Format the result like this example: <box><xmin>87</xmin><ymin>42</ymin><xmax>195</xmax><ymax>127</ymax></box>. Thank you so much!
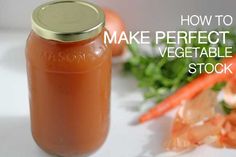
<box><xmin>1</xmin><ymin>0</ymin><xmax>236</xmax><ymax>31</ymax></box>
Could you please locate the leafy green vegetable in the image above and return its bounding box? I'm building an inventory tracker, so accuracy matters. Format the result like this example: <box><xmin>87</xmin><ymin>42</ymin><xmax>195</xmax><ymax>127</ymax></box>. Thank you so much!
<box><xmin>220</xmin><ymin>101</ymin><xmax>232</xmax><ymax>114</ymax></box>
<box><xmin>124</xmin><ymin>28</ymin><xmax>236</xmax><ymax>102</ymax></box>
<box><xmin>212</xmin><ymin>82</ymin><xmax>226</xmax><ymax>92</ymax></box>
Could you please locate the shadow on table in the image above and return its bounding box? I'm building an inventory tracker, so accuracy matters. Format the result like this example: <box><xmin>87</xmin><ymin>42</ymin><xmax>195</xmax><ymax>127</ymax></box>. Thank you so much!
<box><xmin>0</xmin><ymin>116</ymin><xmax>54</xmax><ymax>157</ymax></box>
<box><xmin>137</xmin><ymin>116</ymin><xmax>172</xmax><ymax>157</ymax></box>
<box><xmin>0</xmin><ymin>45</ymin><xmax>26</xmax><ymax>74</ymax></box>
<box><xmin>112</xmin><ymin>63</ymin><xmax>138</xmax><ymax>97</ymax></box>
<box><xmin>112</xmin><ymin>63</ymin><xmax>145</xmax><ymax>115</ymax></box>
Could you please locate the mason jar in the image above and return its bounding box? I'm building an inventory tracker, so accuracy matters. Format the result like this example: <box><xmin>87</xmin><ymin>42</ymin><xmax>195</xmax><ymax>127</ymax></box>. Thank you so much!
<box><xmin>25</xmin><ymin>0</ymin><xmax>111</xmax><ymax>156</ymax></box>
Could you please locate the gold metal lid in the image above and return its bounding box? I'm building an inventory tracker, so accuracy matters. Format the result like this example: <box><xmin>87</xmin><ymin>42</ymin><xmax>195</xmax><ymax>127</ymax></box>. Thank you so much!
<box><xmin>31</xmin><ymin>0</ymin><xmax>105</xmax><ymax>42</ymax></box>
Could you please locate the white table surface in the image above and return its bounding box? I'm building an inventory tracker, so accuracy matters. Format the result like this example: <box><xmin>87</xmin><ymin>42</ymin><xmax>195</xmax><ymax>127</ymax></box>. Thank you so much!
<box><xmin>0</xmin><ymin>30</ymin><xmax>236</xmax><ymax>157</ymax></box>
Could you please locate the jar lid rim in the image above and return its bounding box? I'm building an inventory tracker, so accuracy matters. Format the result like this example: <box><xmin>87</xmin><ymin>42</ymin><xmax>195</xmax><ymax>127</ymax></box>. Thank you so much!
<box><xmin>31</xmin><ymin>0</ymin><xmax>105</xmax><ymax>42</ymax></box>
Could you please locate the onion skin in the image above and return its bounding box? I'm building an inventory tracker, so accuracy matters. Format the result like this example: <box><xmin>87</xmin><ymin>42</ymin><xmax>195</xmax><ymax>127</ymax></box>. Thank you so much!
<box><xmin>103</xmin><ymin>8</ymin><xmax>126</xmax><ymax>57</ymax></box>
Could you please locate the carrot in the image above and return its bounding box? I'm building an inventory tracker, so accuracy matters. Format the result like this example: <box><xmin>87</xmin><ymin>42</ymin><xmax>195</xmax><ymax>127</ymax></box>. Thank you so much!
<box><xmin>139</xmin><ymin>55</ymin><xmax>236</xmax><ymax>124</ymax></box>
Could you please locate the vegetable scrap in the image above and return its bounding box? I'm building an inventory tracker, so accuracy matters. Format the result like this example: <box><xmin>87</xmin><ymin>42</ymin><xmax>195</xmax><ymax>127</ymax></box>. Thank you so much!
<box><xmin>165</xmin><ymin>85</ymin><xmax>236</xmax><ymax>152</ymax></box>
<box><xmin>123</xmin><ymin>28</ymin><xmax>236</xmax><ymax>123</ymax></box>
<box><xmin>124</xmin><ymin>28</ymin><xmax>236</xmax><ymax>152</ymax></box>
<box><xmin>223</xmin><ymin>76</ymin><xmax>236</xmax><ymax>108</ymax></box>
<box><xmin>124</xmin><ymin>28</ymin><xmax>236</xmax><ymax>104</ymax></box>
<box><xmin>139</xmin><ymin>54</ymin><xmax>236</xmax><ymax>123</ymax></box>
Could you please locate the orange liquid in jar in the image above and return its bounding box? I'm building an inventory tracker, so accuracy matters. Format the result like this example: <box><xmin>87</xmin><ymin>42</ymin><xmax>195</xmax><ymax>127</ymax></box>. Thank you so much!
<box><xmin>26</xmin><ymin>30</ymin><xmax>111</xmax><ymax>156</ymax></box>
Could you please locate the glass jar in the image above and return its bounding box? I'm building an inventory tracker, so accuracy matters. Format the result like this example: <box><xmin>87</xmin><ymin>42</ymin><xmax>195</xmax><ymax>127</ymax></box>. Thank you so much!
<box><xmin>25</xmin><ymin>0</ymin><xmax>111</xmax><ymax>156</ymax></box>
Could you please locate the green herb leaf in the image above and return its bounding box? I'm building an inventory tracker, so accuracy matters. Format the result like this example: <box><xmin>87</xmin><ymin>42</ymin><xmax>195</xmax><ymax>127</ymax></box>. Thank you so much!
<box><xmin>220</xmin><ymin>101</ymin><xmax>232</xmax><ymax>114</ymax></box>
<box><xmin>212</xmin><ymin>82</ymin><xmax>226</xmax><ymax>92</ymax></box>
<box><xmin>123</xmin><ymin>28</ymin><xmax>236</xmax><ymax>103</ymax></box>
